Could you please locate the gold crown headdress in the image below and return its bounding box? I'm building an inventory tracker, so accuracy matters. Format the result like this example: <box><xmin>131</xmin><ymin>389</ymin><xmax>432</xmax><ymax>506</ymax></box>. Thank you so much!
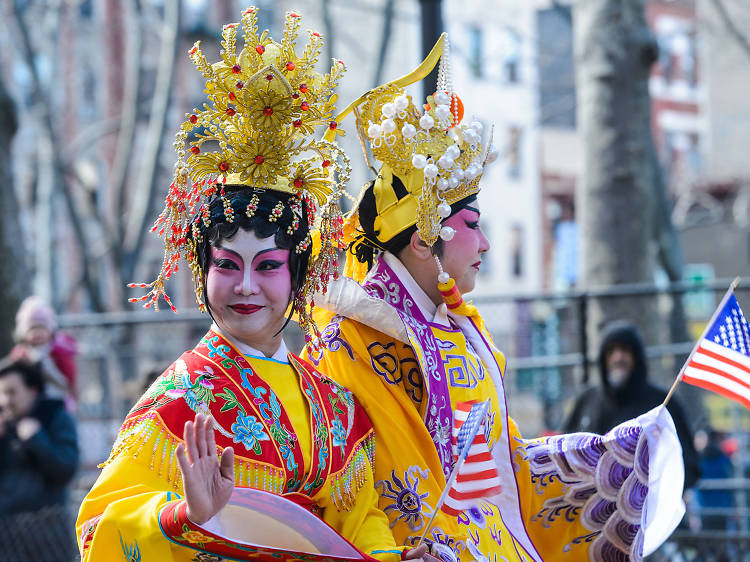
<box><xmin>129</xmin><ymin>7</ymin><xmax>350</xmax><ymax>344</ymax></box>
<box><xmin>326</xmin><ymin>34</ymin><xmax>497</xmax><ymax>313</ymax></box>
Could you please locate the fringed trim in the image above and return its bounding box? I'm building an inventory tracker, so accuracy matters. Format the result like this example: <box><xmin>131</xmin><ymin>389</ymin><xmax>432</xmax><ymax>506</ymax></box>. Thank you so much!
<box><xmin>101</xmin><ymin>410</ymin><xmax>288</xmax><ymax>495</ymax></box>
<box><xmin>99</xmin><ymin>411</ymin><xmax>185</xmax><ymax>491</ymax></box>
<box><xmin>438</xmin><ymin>276</ymin><xmax>479</xmax><ymax>317</ymax></box>
<box><xmin>330</xmin><ymin>431</ymin><xmax>376</xmax><ymax>511</ymax></box>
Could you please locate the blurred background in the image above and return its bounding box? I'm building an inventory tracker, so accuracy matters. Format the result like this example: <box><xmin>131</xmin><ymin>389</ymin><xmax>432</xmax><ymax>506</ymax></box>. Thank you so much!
<box><xmin>2</xmin><ymin>0</ymin><xmax>750</xmax><ymax>558</ymax></box>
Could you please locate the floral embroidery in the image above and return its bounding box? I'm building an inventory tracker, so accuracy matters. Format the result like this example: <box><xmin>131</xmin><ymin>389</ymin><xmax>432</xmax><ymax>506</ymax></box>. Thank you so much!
<box><xmin>376</xmin><ymin>466</ymin><xmax>434</xmax><ymax>531</ymax></box>
<box><xmin>320</xmin><ymin>315</ymin><xmax>354</xmax><ymax>361</ymax></box>
<box><xmin>230</xmin><ymin>413</ymin><xmax>269</xmax><ymax>454</ymax></box>
<box><xmin>330</xmin><ymin>418</ymin><xmax>346</xmax><ymax>449</ymax></box>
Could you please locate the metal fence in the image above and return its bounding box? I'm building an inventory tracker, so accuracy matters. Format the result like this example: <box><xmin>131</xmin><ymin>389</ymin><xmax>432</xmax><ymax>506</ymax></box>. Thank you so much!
<box><xmin>57</xmin><ymin>277</ymin><xmax>750</xmax><ymax>558</ymax></box>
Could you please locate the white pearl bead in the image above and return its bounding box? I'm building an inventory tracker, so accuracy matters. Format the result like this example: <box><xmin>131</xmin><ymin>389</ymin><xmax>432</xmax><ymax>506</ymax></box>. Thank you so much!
<box><xmin>435</xmin><ymin>105</ymin><xmax>451</xmax><ymax>121</ymax></box>
<box><xmin>438</xmin><ymin>272</ymin><xmax>450</xmax><ymax>284</ymax></box>
<box><xmin>452</xmin><ymin>168</ymin><xmax>465</xmax><ymax>180</ymax></box>
<box><xmin>401</xmin><ymin>123</ymin><xmax>417</xmax><ymax>138</ymax></box>
<box><xmin>368</xmin><ymin>123</ymin><xmax>383</xmax><ymax>139</ymax></box>
<box><xmin>445</xmin><ymin>145</ymin><xmax>460</xmax><ymax>160</ymax></box>
<box><xmin>424</xmin><ymin>163</ymin><xmax>439</xmax><ymax>179</ymax></box>
<box><xmin>437</xmin><ymin>178</ymin><xmax>449</xmax><ymax>190</ymax></box>
<box><xmin>439</xmin><ymin>226</ymin><xmax>455</xmax><ymax>241</ymax></box>
<box><xmin>471</xmin><ymin>120</ymin><xmax>483</xmax><ymax>133</ymax></box>
<box><xmin>437</xmin><ymin>155</ymin><xmax>454</xmax><ymax>169</ymax></box>
<box><xmin>381</xmin><ymin>102</ymin><xmax>396</xmax><ymax>118</ymax></box>
<box><xmin>381</xmin><ymin>118</ymin><xmax>396</xmax><ymax>134</ymax></box>
<box><xmin>412</xmin><ymin>154</ymin><xmax>427</xmax><ymax>169</ymax></box>
<box><xmin>419</xmin><ymin>114</ymin><xmax>434</xmax><ymax>130</ymax></box>
<box><xmin>448</xmin><ymin>176</ymin><xmax>459</xmax><ymax>189</ymax></box>
<box><xmin>395</xmin><ymin>95</ymin><xmax>409</xmax><ymax>111</ymax></box>
<box><xmin>463</xmin><ymin>130</ymin><xmax>477</xmax><ymax>145</ymax></box>
<box><xmin>437</xmin><ymin>202</ymin><xmax>451</xmax><ymax>217</ymax></box>
<box><xmin>434</xmin><ymin>91</ymin><xmax>450</xmax><ymax>105</ymax></box>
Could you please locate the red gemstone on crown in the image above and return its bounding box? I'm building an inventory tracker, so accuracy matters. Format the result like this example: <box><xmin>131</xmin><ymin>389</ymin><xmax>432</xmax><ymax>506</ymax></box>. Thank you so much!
<box><xmin>300</xmin><ymin>101</ymin><xmax>309</xmax><ymax>111</ymax></box>
<box><xmin>266</xmin><ymin>74</ymin><xmax>273</xmax><ymax>81</ymax></box>
<box><xmin>189</xmin><ymin>114</ymin><xmax>198</xmax><ymax>124</ymax></box>
<box><xmin>254</xmin><ymin>155</ymin><xmax>264</xmax><ymax>164</ymax></box>
<box><xmin>293</xmin><ymin>119</ymin><xmax>302</xmax><ymax>128</ymax></box>
<box><xmin>219</xmin><ymin>161</ymin><xmax>229</xmax><ymax>172</ymax></box>
<box><xmin>263</xmin><ymin>107</ymin><xmax>273</xmax><ymax>116</ymax></box>
<box><xmin>256</xmin><ymin>45</ymin><xmax>265</xmax><ymax>54</ymax></box>
<box><xmin>329</xmin><ymin>121</ymin><xmax>337</xmax><ymax>130</ymax></box>
<box><xmin>293</xmin><ymin>178</ymin><xmax>304</xmax><ymax>188</ymax></box>
<box><xmin>299</xmin><ymin>84</ymin><xmax>308</xmax><ymax>93</ymax></box>
<box><xmin>292</xmin><ymin>93</ymin><xmax>299</xmax><ymax>99</ymax></box>
<box><xmin>286</xmin><ymin>62</ymin><xmax>295</xmax><ymax>71</ymax></box>
<box><xmin>322</xmin><ymin>160</ymin><xmax>331</xmax><ymax>168</ymax></box>
<box><xmin>231</xmin><ymin>64</ymin><xmax>241</xmax><ymax>74</ymax></box>
<box><xmin>236</xmin><ymin>81</ymin><xmax>244</xmax><ymax>89</ymax></box>
<box><xmin>226</xmin><ymin>107</ymin><xmax>236</xmax><ymax>116</ymax></box>
<box><xmin>228</xmin><ymin>92</ymin><xmax>236</xmax><ymax>101</ymax></box>
<box><xmin>191</xmin><ymin>146</ymin><xmax>200</xmax><ymax>154</ymax></box>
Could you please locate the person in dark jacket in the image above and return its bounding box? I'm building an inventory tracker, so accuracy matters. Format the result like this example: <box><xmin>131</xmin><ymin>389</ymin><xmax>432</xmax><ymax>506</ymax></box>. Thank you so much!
<box><xmin>0</xmin><ymin>358</ymin><xmax>79</xmax><ymax>560</ymax></box>
<box><xmin>563</xmin><ymin>320</ymin><xmax>700</xmax><ymax>488</ymax></box>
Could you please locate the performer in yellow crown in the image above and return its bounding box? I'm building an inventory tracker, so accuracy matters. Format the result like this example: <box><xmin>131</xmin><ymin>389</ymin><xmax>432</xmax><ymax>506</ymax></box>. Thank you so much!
<box><xmin>76</xmin><ymin>8</ymin><xmax>435</xmax><ymax>562</ymax></box>
<box><xmin>306</xmin><ymin>34</ymin><xmax>686</xmax><ymax>561</ymax></box>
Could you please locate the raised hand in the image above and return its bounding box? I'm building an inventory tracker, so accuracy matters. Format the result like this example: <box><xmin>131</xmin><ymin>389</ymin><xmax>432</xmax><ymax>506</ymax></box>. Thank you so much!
<box><xmin>175</xmin><ymin>413</ymin><xmax>235</xmax><ymax>525</ymax></box>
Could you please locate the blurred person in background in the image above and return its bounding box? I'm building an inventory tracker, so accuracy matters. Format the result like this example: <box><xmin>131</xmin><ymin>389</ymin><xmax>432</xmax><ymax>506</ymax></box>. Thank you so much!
<box><xmin>694</xmin><ymin>428</ymin><xmax>734</xmax><ymax>531</ymax></box>
<box><xmin>563</xmin><ymin>320</ymin><xmax>700</xmax><ymax>488</ymax></box>
<box><xmin>0</xmin><ymin>358</ymin><xmax>79</xmax><ymax>560</ymax></box>
<box><xmin>10</xmin><ymin>296</ymin><xmax>77</xmax><ymax>410</ymax></box>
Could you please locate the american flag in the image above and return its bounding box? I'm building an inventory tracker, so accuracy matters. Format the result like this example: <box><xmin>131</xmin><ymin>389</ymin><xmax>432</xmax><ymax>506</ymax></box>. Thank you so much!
<box><xmin>442</xmin><ymin>400</ymin><xmax>502</xmax><ymax>516</ymax></box>
<box><xmin>682</xmin><ymin>293</ymin><xmax>750</xmax><ymax>409</ymax></box>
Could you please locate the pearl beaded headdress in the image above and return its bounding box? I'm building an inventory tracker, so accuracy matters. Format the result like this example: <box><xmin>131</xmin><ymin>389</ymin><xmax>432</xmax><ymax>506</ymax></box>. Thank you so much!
<box><xmin>326</xmin><ymin>34</ymin><xmax>498</xmax><ymax>307</ymax></box>
<box><xmin>129</xmin><ymin>7</ymin><xmax>349</xmax><ymax>345</ymax></box>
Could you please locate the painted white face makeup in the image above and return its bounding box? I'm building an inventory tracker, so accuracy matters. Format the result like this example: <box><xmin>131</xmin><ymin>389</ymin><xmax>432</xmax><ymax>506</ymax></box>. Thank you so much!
<box><xmin>205</xmin><ymin>229</ymin><xmax>292</xmax><ymax>356</ymax></box>
<box><xmin>439</xmin><ymin>206</ymin><xmax>490</xmax><ymax>295</ymax></box>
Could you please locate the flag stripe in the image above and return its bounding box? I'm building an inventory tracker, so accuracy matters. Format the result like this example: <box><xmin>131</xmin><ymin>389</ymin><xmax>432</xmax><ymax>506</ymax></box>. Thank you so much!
<box><xmin>454</xmin><ymin>469</ymin><xmax>500</xmax><ymax>482</ymax></box>
<box><xmin>701</xmin><ymin>339</ymin><xmax>750</xmax><ymax>370</ymax></box>
<box><xmin>692</xmin><ymin>343</ymin><xmax>750</xmax><ymax>379</ymax></box>
<box><xmin>681</xmin><ymin>372</ymin><xmax>750</xmax><ymax>410</ymax></box>
<box><xmin>683</xmin><ymin>365</ymin><xmax>750</xmax><ymax>403</ymax></box>
<box><xmin>447</xmin><ymin>485</ymin><xmax>502</xmax><ymax>501</ymax></box>
<box><xmin>687</xmin><ymin>356</ymin><xmax>750</xmax><ymax>392</ymax></box>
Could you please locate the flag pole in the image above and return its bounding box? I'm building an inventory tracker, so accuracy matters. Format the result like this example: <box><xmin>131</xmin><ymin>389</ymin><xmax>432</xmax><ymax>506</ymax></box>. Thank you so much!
<box><xmin>662</xmin><ymin>276</ymin><xmax>741</xmax><ymax>408</ymax></box>
<box><xmin>415</xmin><ymin>399</ymin><xmax>491</xmax><ymax>548</ymax></box>
<box><xmin>415</xmin><ymin>456</ymin><xmax>466</xmax><ymax>547</ymax></box>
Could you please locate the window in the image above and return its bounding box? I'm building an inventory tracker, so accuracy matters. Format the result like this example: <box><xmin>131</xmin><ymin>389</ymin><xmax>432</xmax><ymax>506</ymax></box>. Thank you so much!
<box><xmin>501</xmin><ymin>28</ymin><xmax>521</xmax><ymax>84</ymax></box>
<box><xmin>510</xmin><ymin>224</ymin><xmax>523</xmax><ymax>278</ymax></box>
<box><xmin>507</xmin><ymin>126</ymin><xmax>522</xmax><ymax>179</ymax></box>
<box><xmin>468</xmin><ymin>26</ymin><xmax>483</xmax><ymax>79</ymax></box>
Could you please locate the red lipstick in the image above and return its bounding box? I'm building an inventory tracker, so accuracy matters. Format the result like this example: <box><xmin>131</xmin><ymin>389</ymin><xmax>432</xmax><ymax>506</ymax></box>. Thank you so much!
<box><xmin>230</xmin><ymin>304</ymin><xmax>262</xmax><ymax>314</ymax></box>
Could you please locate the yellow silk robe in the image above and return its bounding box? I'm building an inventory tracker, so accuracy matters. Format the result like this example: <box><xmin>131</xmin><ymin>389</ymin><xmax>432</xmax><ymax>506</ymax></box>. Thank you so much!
<box><xmin>77</xmin><ymin>328</ymin><xmax>401</xmax><ymax>562</ymax></box>
<box><xmin>306</xmin><ymin>253</ymin><xmax>667</xmax><ymax>562</ymax></box>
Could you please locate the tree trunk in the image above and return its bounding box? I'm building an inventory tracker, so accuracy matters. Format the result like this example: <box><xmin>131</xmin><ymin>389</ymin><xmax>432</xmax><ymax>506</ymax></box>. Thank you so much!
<box><xmin>0</xmin><ymin>78</ymin><xmax>25</xmax><ymax>350</ymax></box>
<box><xmin>574</xmin><ymin>0</ymin><xmax>659</xmax><ymax>349</ymax></box>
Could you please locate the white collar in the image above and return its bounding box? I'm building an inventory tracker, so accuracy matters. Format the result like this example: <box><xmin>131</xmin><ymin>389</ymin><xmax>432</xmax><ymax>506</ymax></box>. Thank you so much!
<box><xmin>381</xmin><ymin>252</ymin><xmax>450</xmax><ymax>327</ymax></box>
<box><xmin>211</xmin><ymin>323</ymin><xmax>289</xmax><ymax>362</ymax></box>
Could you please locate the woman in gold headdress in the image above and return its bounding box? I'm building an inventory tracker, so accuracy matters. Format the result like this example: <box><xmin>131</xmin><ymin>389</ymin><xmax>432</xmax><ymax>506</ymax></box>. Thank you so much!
<box><xmin>75</xmin><ymin>9</ymin><xmax>434</xmax><ymax>562</ymax></box>
<box><xmin>307</xmin><ymin>35</ymin><xmax>686</xmax><ymax>562</ymax></box>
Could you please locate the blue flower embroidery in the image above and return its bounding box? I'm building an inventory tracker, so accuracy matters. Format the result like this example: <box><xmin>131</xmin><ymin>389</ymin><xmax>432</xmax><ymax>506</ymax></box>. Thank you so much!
<box><xmin>231</xmin><ymin>414</ymin><xmax>269</xmax><ymax>455</ymax></box>
<box><xmin>330</xmin><ymin>418</ymin><xmax>347</xmax><ymax>449</ymax></box>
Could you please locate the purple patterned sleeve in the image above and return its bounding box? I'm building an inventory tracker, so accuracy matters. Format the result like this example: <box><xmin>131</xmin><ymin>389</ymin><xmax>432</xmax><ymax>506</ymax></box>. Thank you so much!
<box><xmin>522</xmin><ymin>420</ymin><xmax>651</xmax><ymax>561</ymax></box>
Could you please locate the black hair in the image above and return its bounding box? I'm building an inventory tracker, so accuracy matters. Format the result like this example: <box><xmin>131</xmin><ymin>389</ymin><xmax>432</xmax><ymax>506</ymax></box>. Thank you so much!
<box><xmin>191</xmin><ymin>186</ymin><xmax>312</xmax><ymax>332</ymax></box>
<box><xmin>0</xmin><ymin>359</ymin><xmax>45</xmax><ymax>394</ymax></box>
<box><xmin>351</xmin><ymin>177</ymin><xmax>478</xmax><ymax>271</ymax></box>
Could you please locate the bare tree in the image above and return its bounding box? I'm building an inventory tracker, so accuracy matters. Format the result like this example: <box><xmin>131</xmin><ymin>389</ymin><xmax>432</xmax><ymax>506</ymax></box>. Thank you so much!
<box><xmin>0</xmin><ymin>76</ymin><xmax>24</xmax><ymax>349</ymax></box>
<box><xmin>574</xmin><ymin>0</ymin><xmax>660</xmax><ymax>346</ymax></box>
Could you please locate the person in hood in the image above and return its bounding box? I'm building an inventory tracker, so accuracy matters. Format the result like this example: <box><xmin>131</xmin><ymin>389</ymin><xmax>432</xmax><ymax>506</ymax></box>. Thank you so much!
<box><xmin>563</xmin><ymin>320</ymin><xmax>700</xmax><ymax>488</ymax></box>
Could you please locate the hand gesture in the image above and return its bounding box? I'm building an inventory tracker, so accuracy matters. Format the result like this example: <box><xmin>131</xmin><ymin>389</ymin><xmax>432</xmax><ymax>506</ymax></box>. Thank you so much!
<box><xmin>176</xmin><ymin>413</ymin><xmax>235</xmax><ymax>525</ymax></box>
<box><xmin>16</xmin><ymin>418</ymin><xmax>41</xmax><ymax>441</ymax></box>
<box><xmin>403</xmin><ymin>544</ymin><xmax>441</xmax><ymax>562</ymax></box>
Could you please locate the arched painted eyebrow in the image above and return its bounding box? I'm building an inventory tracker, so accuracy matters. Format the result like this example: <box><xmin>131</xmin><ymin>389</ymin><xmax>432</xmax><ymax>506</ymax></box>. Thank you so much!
<box><xmin>214</xmin><ymin>241</ymin><xmax>279</xmax><ymax>259</ymax></box>
<box><xmin>465</xmin><ymin>205</ymin><xmax>480</xmax><ymax>217</ymax></box>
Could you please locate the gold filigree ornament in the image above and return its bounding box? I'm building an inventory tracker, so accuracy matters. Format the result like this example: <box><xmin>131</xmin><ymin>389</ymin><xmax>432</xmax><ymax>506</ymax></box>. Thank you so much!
<box><xmin>325</xmin><ymin>33</ymin><xmax>500</xmax><ymax>314</ymax></box>
<box><xmin>129</xmin><ymin>7</ymin><xmax>350</xmax><ymax>346</ymax></box>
